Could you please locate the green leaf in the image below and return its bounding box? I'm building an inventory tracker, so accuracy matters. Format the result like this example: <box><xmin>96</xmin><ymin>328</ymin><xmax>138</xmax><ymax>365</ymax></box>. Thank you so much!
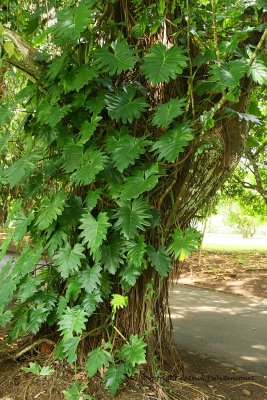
<box><xmin>224</xmin><ymin>108</ymin><xmax>263</xmax><ymax>125</ymax></box>
<box><xmin>82</xmin><ymin>290</ymin><xmax>103</xmax><ymax>316</ymax></box>
<box><xmin>63</xmin><ymin>64</ymin><xmax>98</xmax><ymax>92</ymax></box>
<box><xmin>111</xmin><ymin>294</ymin><xmax>128</xmax><ymax>313</ymax></box>
<box><xmin>70</xmin><ymin>147</ymin><xmax>108</xmax><ymax>186</ymax></box>
<box><xmin>17</xmin><ymin>275</ymin><xmax>43</xmax><ymax>303</ymax></box>
<box><xmin>53</xmin><ymin>243</ymin><xmax>85</xmax><ymax>279</ymax></box>
<box><xmin>119</xmin><ymin>335</ymin><xmax>146</xmax><ymax>367</ymax></box>
<box><xmin>151</xmin><ymin>98</ymin><xmax>187</xmax><ymax>128</ymax></box>
<box><xmin>78</xmin><ymin>116</ymin><xmax>101</xmax><ymax>144</ymax></box>
<box><xmin>53</xmin><ymin>3</ymin><xmax>93</xmax><ymax>40</ymax></box>
<box><xmin>101</xmin><ymin>236</ymin><xmax>124</xmax><ymax>275</ymax></box>
<box><xmin>46</xmin><ymin>229</ymin><xmax>68</xmax><ymax>258</ymax></box>
<box><xmin>95</xmin><ymin>39</ymin><xmax>137</xmax><ymax>75</ymax></box>
<box><xmin>120</xmin><ymin>263</ymin><xmax>142</xmax><ymax>291</ymax></box>
<box><xmin>63</xmin><ymin>381</ymin><xmax>92</xmax><ymax>400</ymax></box>
<box><xmin>27</xmin><ymin>304</ymin><xmax>48</xmax><ymax>334</ymax></box>
<box><xmin>0</xmin><ymin>279</ymin><xmax>17</xmax><ymax>309</ymax></box>
<box><xmin>21</xmin><ymin>362</ymin><xmax>55</xmax><ymax>376</ymax></box>
<box><xmin>62</xmin><ymin>336</ymin><xmax>80</xmax><ymax>363</ymax></box>
<box><xmin>79</xmin><ymin>212</ymin><xmax>111</xmax><ymax>256</ymax></box>
<box><xmin>85</xmin><ymin>345</ymin><xmax>112</xmax><ymax>377</ymax></box>
<box><xmin>46</xmin><ymin>54</ymin><xmax>68</xmax><ymax>80</ymax></box>
<box><xmin>37</xmin><ymin>101</ymin><xmax>71</xmax><ymax>128</ymax></box>
<box><xmin>151</xmin><ymin>121</ymin><xmax>193</xmax><ymax>162</ymax></box>
<box><xmin>12</xmin><ymin>210</ymin><xmax>31</xmax><ymax>243</ymax></box>
<box><xmin>0</xmin><ymin>22</ymin><xmax>4</xmax><ymax>36</ymax></box>
<box><xmin>209</xmin><ymin>60</ymin><xmax>248</xmax><ymax>88</ymax></box>
<box><xmin>58</xmin><ymin>306</ymin><xmax>87</xmax><ymax>337</ymax></box>
<box><xmin>106</xmin><ymin>87</ymin><xmax>149</xmax><ymax>124</ymax></box>
<box><xmin>114</xmin><ymin>198</ymin><xmax>151</xmax><ymax>240</ymax></box>
<box><xmin>140</xmin><ymin>43</ymin><xmax>188</xmax><ymax>84</ymax></box>
<box><xmin>35</xmin><ymin>191</ymin><xmax>66</xmax><ymax>230</ymax></box>
<box><xmin>0</xmin><ymin>232</ymin><xmax>13</xmax><ymax>260</ymax></box>
<box><xmin>106</xmin><ymin>129</ymin><xmax>149</xmax><ymax>172</ymax></box>
<box><xmin>120</xmin><ymin>164</ymin><xmax>160</xmax><ymax>199</ymax></box>
<box><xmin>65</xmin><ymin>276</ymin><xmax>82</xmax><ymax>302</ymax></box>
<box><xmin>104</xmin><ymin>364</ymin><xmax>126</xmax><ymax>396</ymax></box>
<box><xmin>249</xmin><ymin>59</ymin><xmax>267</xmax><ymax>85</ymax></box>
<box><xmin>13</xmin><ymin>245</ymin><xmax>43</xmax><ymax>280</ymax></box>
<box><xmin>168</xmin><ymin>228</ymin><xmax>201</xmax><ymax>261</ymax></box>
<box><xmin>78</xmin><ymin>264</ymin><xmax>102</xmax><ymax>293</ymax></box>
<box><xmin>63</xmin><ymin>142</ymin><xmax>84</xmax><ymax>173</ymax></box>
<box><xmin>0</xmin><ymin>309</ymin><xmax>13</xmax><ymax>327</ymax></box>
<box><xmin>147</xmin><ymin>245</ymin><xmax>171</xmax><ymax>277</ymax></box>
<box><xmin>85</xmin><ymin>189</ymin><xmax>102</xmax><ymax>211</ymax></box>
<box><xmin>126</xmin><ymin>235</ymin><xmax>146</xmax><ymax>268</ymax></box>
<box><xmin>3</xmin><ymin>157</ymin><xmax>37</xmax><ymax>187</ymax></box>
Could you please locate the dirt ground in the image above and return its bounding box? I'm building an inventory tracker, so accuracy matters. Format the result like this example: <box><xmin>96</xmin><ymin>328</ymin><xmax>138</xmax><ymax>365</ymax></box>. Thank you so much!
<box><xmin>178</xmin><ymin>250</ymin><xmax>267</xmax><ymax>301</ymax></box>
<box><xmin>1</xmin><ymin>250</ymin><xmax>267</xmax><ymax>399</ymax></box>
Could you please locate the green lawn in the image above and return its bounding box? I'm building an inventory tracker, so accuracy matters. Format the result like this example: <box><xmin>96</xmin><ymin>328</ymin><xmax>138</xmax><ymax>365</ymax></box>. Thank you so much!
<box><xmin>202</xmin><ymin>242</ymin><xmax>267</xmax><ymax>252</ymax></box>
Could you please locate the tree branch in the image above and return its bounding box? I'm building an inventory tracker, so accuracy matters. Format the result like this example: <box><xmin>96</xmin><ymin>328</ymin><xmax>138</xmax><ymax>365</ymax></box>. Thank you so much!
<box><xmin>245</xmin><ymin>151</ymin><xmax>267</xmax><ymax>203</ymax></box>
<box><xmin>3</xmin><ymin>28</ymin><xmax>44</xmax><ymax>81</ymax></box>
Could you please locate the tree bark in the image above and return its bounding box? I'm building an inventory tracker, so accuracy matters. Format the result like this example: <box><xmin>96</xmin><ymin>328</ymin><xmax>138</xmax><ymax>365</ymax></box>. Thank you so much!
<box><xmin>3</xmin><ymin>28</ymin><xmax>44</xmax><ymax>81</ymax></box>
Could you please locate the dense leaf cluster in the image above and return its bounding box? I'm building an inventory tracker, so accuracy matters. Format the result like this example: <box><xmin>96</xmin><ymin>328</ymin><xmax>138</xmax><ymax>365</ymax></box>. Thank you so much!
<box><xmin>0</xmin><ymin>0</ymin><xmax>266</xmax><ymax>396</ymax></box>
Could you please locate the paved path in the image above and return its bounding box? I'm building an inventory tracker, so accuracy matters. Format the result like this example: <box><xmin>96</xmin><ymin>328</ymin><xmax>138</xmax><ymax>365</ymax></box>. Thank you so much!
<box><xmin>0</xmin><ymin>254</ymin><xmax>13</xmax><ymax>269</ymax></box>
<box><xmin>170</xmin><ymin>284</ymin><xmax>267</xmax><ymax>376</ymax></box>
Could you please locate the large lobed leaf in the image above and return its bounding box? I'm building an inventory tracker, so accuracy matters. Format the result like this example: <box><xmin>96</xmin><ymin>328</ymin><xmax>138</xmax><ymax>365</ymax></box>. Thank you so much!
<box><xmin>168</xmin><ymin>228</ymin><xmax>201</xmax><ymax>261</ymax></box>
<box><xmin>147</xmin><ymin>245</ymin><xmax>172</xmax><ymax>277</ymax></box>
<box><xmin>95</xmin><ymin>39</ymin><xmax>137</xmax><ymax>76</ymax></box>
<box><xmin>70</xmin><ymin>147</ymin><xmax>108</xmax><ymax>186</ymax></box>
<box><xmin>78</xmin><ymin>264</ymin><xmax>102</xmax><ymax>293</ymax></box>
<box><xmin>53</xmin><ymin>243</ymin><xmax>85</xmax><ymax>279</ymax></box>
<box><xmin>105</xmin><ymin>87</ymin><xmax>149</xmax><ymax>124</ymax></box>
<box><xmin>35</xmin><ymin>191</ymin><xmax>66</xmax><ymax>231</ymax></box>
<box><xmin>79</xmin><ymin>212</ymin><xmax>111</xmax><ymax>256</ymax></box>
<box><xmin>120</xmin><ymin>164</ymin><xmax>160</xmax><ymax>200</ymax></box>
<box><xmin>58</xmin><ymin>305</ymin><xmax>87</xmax><ymax>337</ymax></box>
<box><xmin>119</xmin><ymin>334</ymin><xmax>146</xmax><ymax>367</ymax></box>
<box><xmin>85</xmin><ymin>345</ymin><xmax>112</xmax><ymax>377</ymax></box>
<box><xmin>53</xmin><ymin>2</ymin><xmax>93</xmax><ymax>41</ymax></box>
<box><xmin>106</xmin><ymin>128</ymin><xmax>150</xmax><ymax>172</ymax></box>
<box><xmin>140</xmin><ymin>43</ymin><xmax>188</xmax><ymax>84</ymax></box>
<box><xmin>151</xmin><ymin>121</ymin><xmax>193</xmax><ymax>163</ymax></box>
<box><xmin>151</xmin><ymin>98</ymin><xmax>187</xmax><ymax>128</ymax></box>
<box><xmin>114</xmin><ymin>198</ymin><xmax>151</xmax><ymax>240</ymax></box>
<box><xmin>104</xmin><ymin>363</ymin><xmax>126</xmax><ymax>396</ymax></box>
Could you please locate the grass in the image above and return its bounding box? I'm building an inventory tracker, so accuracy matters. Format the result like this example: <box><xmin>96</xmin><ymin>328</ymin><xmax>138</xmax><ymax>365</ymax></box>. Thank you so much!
<box><xmin>202</xmin><ymin>242</ymin><xmax>267</xmax><ymax>252</ymax></box>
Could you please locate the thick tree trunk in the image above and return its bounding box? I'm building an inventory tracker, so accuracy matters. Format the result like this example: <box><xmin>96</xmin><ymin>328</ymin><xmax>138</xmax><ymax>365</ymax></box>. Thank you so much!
<box><xmin>169</xmin><ymin>89</ymin><xmax>251</xmax><ymax>226</ymax></box>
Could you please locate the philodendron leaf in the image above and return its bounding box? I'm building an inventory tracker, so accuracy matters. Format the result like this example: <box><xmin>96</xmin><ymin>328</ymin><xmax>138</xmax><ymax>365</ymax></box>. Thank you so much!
<box><xmin>79</xmin><ymin>212</ymin><xmax>111</xmax><ymax>256</ymax></box>
<box><xmin>21</xmin><ymin>362</ymin><xmax>55</xmax><ymax>376</ymax></box>
<box><xmin>140</xmin><ymin>43</ymin><xmax>188</xmax><ymax>84</ymax></box>
<box><xmin>63</xmin><ymin>381</ymin><xmax>92</xmax><ymax>400</ymax></box>
<box><xmin>85</xmin><ymin>345</ymin><xmax>112</xmax><ymax>377</ymax></box>
<box><xmin>105</xmin><ymin>87</ymin><xmax>149</xmax><ymax>124</ymax></box>
<box><xmin>111</xmin><ymin>294</ymin><xmax>128</xmax><ymax>313</ymax></box>
<box><xmin>168</xmin><ymin>227</ymin><xmax>201</xmax><ymax>261</ymax></box>
<box><xmin>151</xmin><ymin>121</ymin><xmax>193</xmax><ymax>163</ymax></box>
<box><xmin>151</xmin><ymin>98</ymin><xmax>187</xmax><ymax>128</ymax></box>
<box><xmin>120</xmin><ymin>164</ymin><xmax>160</xmax><ymax>200</ymax></box>
<box><xmin>119</xmin><ymin>334</ymin><xmax>147</xmax><ymax>367</ymax></box>
<box><xmin>58</xmin><ymin>306</ymin><xmax>87</xmax><ymax>337</ymax></box>
<box><xmin>53</xmin><ymin>243</ymin><xmax>85</xmax><ymax>279</ymax></box>
<box><xmin>106</xmin><ymin>128</ymin><xmax>149</xmax><ymax>172</ymax></box>
<box><xmin>114</xmin><ymin>198</ymin><xmax>151</xmax><ymax>240</ymax></box>
<box><xmin>95</xmin><ymin>39</ymin><xmax>137</xmax><ymax>76</ymax></box>
<box><xmin>147</xmin><ymin>245</ymin><xmax>172</xmax><ymax>277</ymax></box>
<box><xmin>104</xmin><ymin>363</ymin><xmax>126</xmax><ymax>396</ymax></box>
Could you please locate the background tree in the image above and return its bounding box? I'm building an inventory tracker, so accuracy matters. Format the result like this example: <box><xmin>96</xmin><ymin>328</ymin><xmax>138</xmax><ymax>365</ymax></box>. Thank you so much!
<box><xmin>0</xmin><ymin>0</ymin><xmax>267</xmax><ymax>395</ymax></box>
